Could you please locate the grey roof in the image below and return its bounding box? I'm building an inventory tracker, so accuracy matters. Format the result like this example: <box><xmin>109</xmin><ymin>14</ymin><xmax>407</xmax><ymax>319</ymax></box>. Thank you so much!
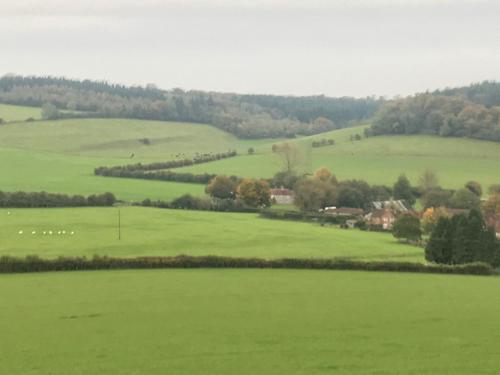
<box><xmin>371</xmin><ymin>200</ymin><xmax>410</xmax><ymax>212</ymax></box>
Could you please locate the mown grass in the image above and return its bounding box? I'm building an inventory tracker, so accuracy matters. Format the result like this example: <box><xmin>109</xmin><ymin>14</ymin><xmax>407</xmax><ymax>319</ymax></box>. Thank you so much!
<box><xmin>1</xmin><ymin>268</ymin><xmax>499</xmax><ymax>375</ymax></box>
<box><xmin>0</xmin><ymin>206</ymin><xmax>423</xmax><ymax>261</ymax></box>
<box><xmin>0</xmin><ymin>103</ymin><xmax>42</xmax><ymax>122</ymax></box>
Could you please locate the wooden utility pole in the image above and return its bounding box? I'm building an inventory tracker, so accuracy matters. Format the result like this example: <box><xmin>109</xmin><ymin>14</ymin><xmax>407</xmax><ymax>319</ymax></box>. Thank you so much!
<box><xmin>118</xmin><ymin>209</ymin><xmax>121</xmax><ymax>240</ymax></box>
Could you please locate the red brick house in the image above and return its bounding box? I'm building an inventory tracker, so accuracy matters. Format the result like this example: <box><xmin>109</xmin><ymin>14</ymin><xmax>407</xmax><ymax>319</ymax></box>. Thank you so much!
<box><xmin>270</xmin><ymin>188</ymin><xmax>294</xmax><ymax>205</ymax></box>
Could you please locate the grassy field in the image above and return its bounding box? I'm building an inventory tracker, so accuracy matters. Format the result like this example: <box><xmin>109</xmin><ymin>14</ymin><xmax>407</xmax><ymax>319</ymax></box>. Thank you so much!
<box><xmin>0</xmin><ymin>146</ymin><xmax>205</xmax><ymax>202</ymax></box>
<box><xmin>1</xmin><ymin>268</ymin><xmax>499</xmax><ymax>375</ymax></box>
<box><xmin>0</xmin><ymin>103</ymin><xmax>42</xmax><ymax>122</ymax></box>
<box><xmin>1</xmin><ymin>114</ymin><xmax>500</xmax><ymax>202</ymax></box>
<box><xmin>179</xmin><ymin>126</ymin><xmax>500</xmax><ymax>189</ymax></box>
<box><xmin>0</xmin><ymin>118</ymin><xmax>277</xmax><ymax>201</ymax></box>
<box><xmin>0</xmin><ymin>206</ymin><xmax>423</xmax><ymax>261</ymax></box>
<box><xmin>0</xmin><ymin>118</ymin><xmax>277</xmax><ymax>159</ymax></box>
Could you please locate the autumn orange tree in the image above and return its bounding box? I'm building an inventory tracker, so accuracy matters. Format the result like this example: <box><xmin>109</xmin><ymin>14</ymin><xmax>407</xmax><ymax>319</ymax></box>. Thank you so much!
<box><xmin>236</xmin><ymin>179</ymin><xmax>271</xmax><ymax>207</ymax></box>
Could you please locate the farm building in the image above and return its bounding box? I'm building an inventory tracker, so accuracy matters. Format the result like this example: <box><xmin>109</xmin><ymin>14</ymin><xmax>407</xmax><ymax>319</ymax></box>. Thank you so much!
<box><xmin>365</xmin><ymin>209</ymin><xmax>397</xmax><ymax>230</ymax></box>
<box><xmin>270</xmin><ymin>188</ymin><xmax>294</xmax><ymax>205</ymax></box>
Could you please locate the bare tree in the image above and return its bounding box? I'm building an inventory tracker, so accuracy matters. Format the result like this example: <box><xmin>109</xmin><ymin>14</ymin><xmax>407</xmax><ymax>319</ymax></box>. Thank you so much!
<box><xmin>272</xmin><ymin>142</ymin><xmax>302</xmax><ymax>173</ymax></box>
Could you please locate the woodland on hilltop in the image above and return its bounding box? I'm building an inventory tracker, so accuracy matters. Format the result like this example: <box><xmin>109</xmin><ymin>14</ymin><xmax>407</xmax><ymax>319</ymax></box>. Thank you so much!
<box><xmin>368</xmin><ymin>81</ymin><xmax>500</xmax><ymax>142</ymax></box>
<box><xmin>0</xmin><ymin>75</ymin><xmax>380</xmax><ymax>138</ymax></box>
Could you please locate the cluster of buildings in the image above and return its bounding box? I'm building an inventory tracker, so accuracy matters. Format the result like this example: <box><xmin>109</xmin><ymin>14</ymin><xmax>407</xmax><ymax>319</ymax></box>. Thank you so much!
<box><xmin>270</xmin><ymin>188</ymin><xmax>500</xmax><ymax>237</ymax></box>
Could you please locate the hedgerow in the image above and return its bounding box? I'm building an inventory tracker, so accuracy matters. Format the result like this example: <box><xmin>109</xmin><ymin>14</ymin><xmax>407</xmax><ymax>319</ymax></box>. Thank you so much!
<box><xmin>95</xmin><ymin>151</ymin><xmax>237</xmax><ymax>174</ymax></box>
<box><xmin>0</xmin><ymin>255</ymin><xmax>493</xmax><ymax>275</ymax></box>
<box><xmin>0</xmin><ymin>191</ymin><xmax>116</xmax><ymax>208</ymax></box>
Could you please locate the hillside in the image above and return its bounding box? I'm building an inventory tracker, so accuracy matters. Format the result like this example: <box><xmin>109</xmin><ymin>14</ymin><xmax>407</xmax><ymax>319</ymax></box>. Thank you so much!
<box><xmin>1</xmin><ymin>104</ymin><xmax>500</xmax><ymax>200</ymax></box>
<box><xmin>0</xmin><ymin>75</ymin><xmax>380</xmax><ymax>138</ymax></box>
<box><xmin>178</xmin><ymin>126</ymin><xmax>500</xmax><ymax>189</ymax></box>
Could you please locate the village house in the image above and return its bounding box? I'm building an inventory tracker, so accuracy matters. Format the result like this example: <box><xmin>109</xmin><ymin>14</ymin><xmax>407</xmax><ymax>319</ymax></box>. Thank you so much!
<box><xmin>270</xmin><ymin>188</ymin><xmax>294</xmax><ymax>205</ymax></box>
<box><xmin>364</xmin><ymin>209</ymin><xmax>397</xmax><ymax>230</ymax></box>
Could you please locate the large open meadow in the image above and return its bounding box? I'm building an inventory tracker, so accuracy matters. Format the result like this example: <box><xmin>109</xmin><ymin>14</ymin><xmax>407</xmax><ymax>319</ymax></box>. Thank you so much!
<box><xmin>0</xmin><ymin>206</ymin><xmax>423</xmax><ymax>261</ymax></box>
<box><xmin>1</xmin><ymin>268</ymin><xmax>499</xmax><ymax>375</ymax></box>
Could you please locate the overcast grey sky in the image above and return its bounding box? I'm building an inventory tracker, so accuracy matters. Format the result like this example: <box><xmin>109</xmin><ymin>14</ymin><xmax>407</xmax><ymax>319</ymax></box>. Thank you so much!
<box><xmin>0</xmin><ymin>0</ymin><xmax>499</xmax><ymax>97</ymax></box>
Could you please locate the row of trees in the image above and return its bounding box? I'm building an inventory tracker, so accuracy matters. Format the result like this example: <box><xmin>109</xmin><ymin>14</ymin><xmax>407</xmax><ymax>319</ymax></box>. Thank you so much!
<box><xmin>292</xmin><ymin>167</ymin><xmax>397</xmax><ymax>211</ymax></box>
<box><xmin>436</xmin><ymin>81</ymin><xmax>500</xmax><ymax>108</ymax></box>
<box><xmin>368</xmin><ymin>93</ymin><xmax>500</xmax><ymax>142</ymax></box>
<box><xmin>0</xmin><ymin>191</ymin><xmax>116</xmax><ymax>208</ymax></box>
<box><xmin>97</xmin><ymin>169</ymin><xmax>218</xmax><ymax>184</ymax></box>
<box><xmin>144</xmin><ymin>176</ymin><xmax>272</xmax><ymax>211</ymax></box>
<box><xmin>0</xmin><ymin>75</ymin><xmax>380</xmax><ymax>138</ymax></box>
<box><xmin>94</xmin><ymin>151</ymin><xmax>237</xmax><ymax>175</ymax></box>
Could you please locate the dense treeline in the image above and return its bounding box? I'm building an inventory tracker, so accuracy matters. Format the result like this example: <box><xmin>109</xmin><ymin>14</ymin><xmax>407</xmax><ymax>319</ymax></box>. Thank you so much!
<box><xmin>95</xmin><ymin>151</ymin><xmax>237</xmax><ymax>175</ymax></box>
<box><xmin>436</xmin><ymin>81</ymin><xmax>500</xmax><ymax>108</ymax></box>
<box><xmin>0</xmin><ymin>191</ymin><xmax>116</xmax><ymax>207</ymax></box>
<box><xmin>0</xmin><ymin>255</ymin><xmax>492</xmax><ymax>275</ymax></box>
<box><xmin>96</xmin><ymin>169</ymin><xmax>218</xmax><ymax>184</ymax></box>
<box><xmin>240</xmin><ymin>95</ymin><xmax>382</xmax><ymax>125</ymax></box>
<box><xmin>0</xmin><ymin>75</ymin><xmax>381</xmax><ymax>138</ymax></box>
<box><xmin>368</xmin><ymin>92</ymin><xmax>500</xmax><ymax>142</ymax></box>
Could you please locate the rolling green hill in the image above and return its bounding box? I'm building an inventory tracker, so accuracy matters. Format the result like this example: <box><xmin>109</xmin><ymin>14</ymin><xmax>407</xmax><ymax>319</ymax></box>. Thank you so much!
<box><xmin>0</xmin><ymin>118</ymin><xmax>277</xmax><ymax>201</ymax></box>
<box><xmin>179</xmin><ymin>126</ymin><xmax>500</xmax><ymax>189</ymax></box>
<box><xmin>1</xmin><ymin>114</ymin><xmax>499</xmax><ymax>202</ymax></box>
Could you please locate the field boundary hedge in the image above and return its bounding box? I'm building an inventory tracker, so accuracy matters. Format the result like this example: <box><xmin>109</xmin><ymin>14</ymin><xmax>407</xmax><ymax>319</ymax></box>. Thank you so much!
<box><xmin>0</xmin><ymin>191</ymin><xmax>116</xmax><ymax>208</ymax></box>
<box><xmin>0</xmin><ymin>255</ymin><xmax>494</xmax><ymax>276</ymax></box>
<box><xmin>96</xmin><ymin>169</ymin><xmax>218</xmax><ymax>184</ymax></box>
<box><xmin>95</xmin><ymin>151</ymin><xmax>237</xmax><ymax>174</ymax></box>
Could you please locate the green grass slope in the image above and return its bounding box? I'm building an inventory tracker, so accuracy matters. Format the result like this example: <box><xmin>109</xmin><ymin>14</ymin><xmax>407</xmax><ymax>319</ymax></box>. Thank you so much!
<box><xmin>0</xmin><ymin>147</ymin><xmax>205</xmax><ymax>202</ymax></box>
<box><xmin>0</xmin><ymin>118</ymin><xmax>277</xmax><ymax>159</ymax></box>
<box><xmin>179</xmin><ymin>126</ymin><xmax>500</xmax><ymax>189</ymax></box>
<box><xmin>0</xmin><ymin>206</ymin><xmax>423</xmax><ymax>261</ymax></box>
<box><xmin>0</xmin><ymin>103</ymin><xmax>42</xmax><ymax>122</ymax></box>
<box><xmin>0</xmin><ymin>118</ymin><xmax>278</xmax><ymax>200</ymax></box>
<box><xmin>2</xmin><ymin>116</ymin><xmax>500</xmax><ymax>200</ymax></box>
<box><xmin>1</xmin><ymin>269</ymin><xmax>499</xmax><ymax>374</ymax></box>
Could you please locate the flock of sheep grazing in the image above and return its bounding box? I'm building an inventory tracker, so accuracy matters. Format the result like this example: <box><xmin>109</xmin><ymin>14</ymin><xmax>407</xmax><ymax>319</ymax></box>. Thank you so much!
<box><xmin>18</xmin><ymin>230</ymin><xmax>75</xmax><ymax>236</ymax></box>
<box><xmin>8</xmin><ymin>211</ymin><xmax>76</xmax><ymax>236</ymax></box>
